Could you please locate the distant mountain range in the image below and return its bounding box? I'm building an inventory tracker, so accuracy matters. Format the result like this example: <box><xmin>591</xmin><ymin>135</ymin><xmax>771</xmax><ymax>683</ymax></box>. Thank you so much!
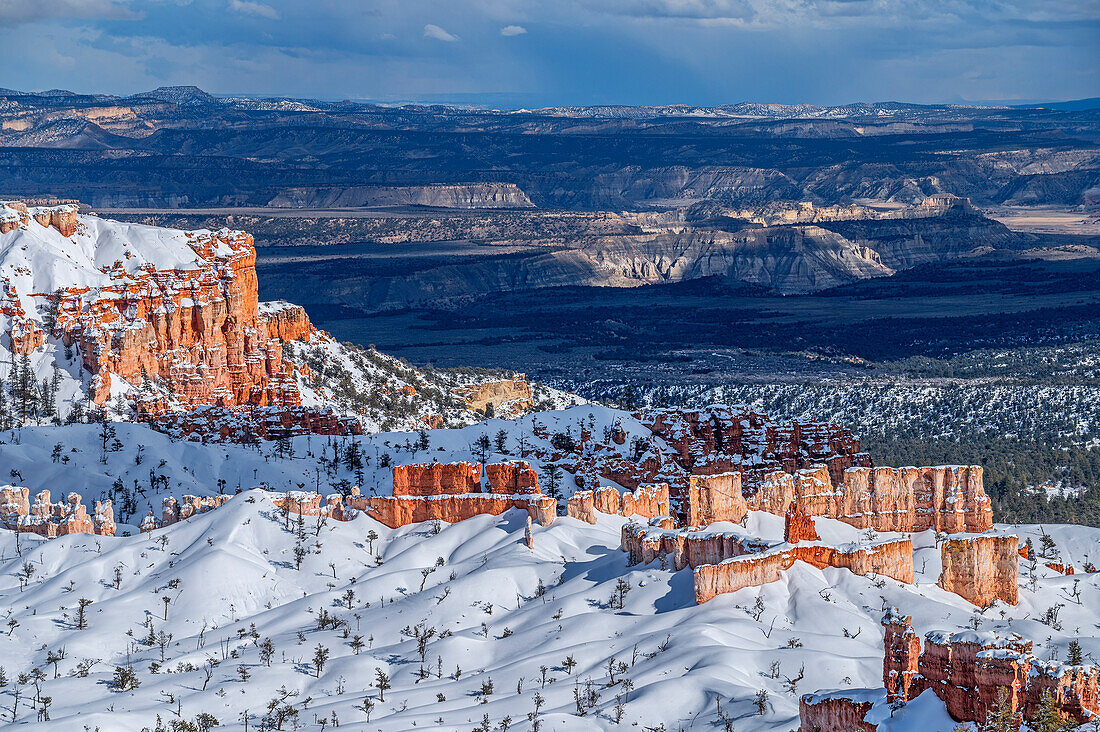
<box><xmin>3</xmin><ymin>84</ymin><xmax>1099</xmax><ymax>117</ymax></box>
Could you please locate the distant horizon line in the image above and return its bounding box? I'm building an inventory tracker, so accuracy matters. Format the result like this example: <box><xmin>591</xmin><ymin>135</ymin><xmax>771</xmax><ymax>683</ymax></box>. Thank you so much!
<box><xmin>3</xmin><ymin>83</ymin><xmax>1098</xmax><ymax>112</ymax></box>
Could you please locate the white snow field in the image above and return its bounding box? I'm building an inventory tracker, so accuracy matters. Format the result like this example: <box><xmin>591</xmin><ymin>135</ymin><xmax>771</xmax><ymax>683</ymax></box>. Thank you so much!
<box><xmin>0</xmin><ymin>413</ymin><xmax>1097</xmax><ymax>730</ymax></box>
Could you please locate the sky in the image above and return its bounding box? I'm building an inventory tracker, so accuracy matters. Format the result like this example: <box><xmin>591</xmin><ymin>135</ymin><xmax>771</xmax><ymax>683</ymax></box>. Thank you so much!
<box><xmin>0</xmin><ymin>0</ymin><xmax>1097</xmax><ymax>107</ymax></box>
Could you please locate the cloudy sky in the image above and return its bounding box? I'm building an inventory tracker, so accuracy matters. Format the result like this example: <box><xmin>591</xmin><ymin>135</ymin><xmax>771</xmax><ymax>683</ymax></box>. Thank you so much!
<box><xmin>1</xmin><ymin>0</ymin><xmax>1097</xmax><ymax>106</ymax></box>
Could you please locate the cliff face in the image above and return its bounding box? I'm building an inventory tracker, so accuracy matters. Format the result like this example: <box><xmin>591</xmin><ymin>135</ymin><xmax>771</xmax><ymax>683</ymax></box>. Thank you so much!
<box><xmin>685</xmin><ymin>473</ymin><xmax>747</xmax><ymax>526</ymax></box>
<box><xmin>354</xmin><ymin>461</ymin><xmax>556</xmax><ymax>529</ymax></box>
<box><xmin>268</xmin><ymin>183</ymin><xmax>534</xmax><ymax>210</ymax></box>
<box><xmin>937</xmin><ymin>534</ymin><xmax>1019</xmax><ymax>606</ymax></box>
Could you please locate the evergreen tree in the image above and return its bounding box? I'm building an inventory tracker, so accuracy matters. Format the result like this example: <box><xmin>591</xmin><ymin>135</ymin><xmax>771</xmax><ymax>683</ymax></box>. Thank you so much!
<box><xmin>984</xmin><ymin>686</ymin><xmax>1019</xmax><ymax>732</ymax></box>
<box><xmin>1030</xmin><ymin>689</ymin><xmax>1072</xmax><ymax>732</ymax></box>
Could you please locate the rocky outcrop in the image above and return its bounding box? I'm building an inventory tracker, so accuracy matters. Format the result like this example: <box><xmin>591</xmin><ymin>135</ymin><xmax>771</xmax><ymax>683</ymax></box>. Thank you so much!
<box><xmin>883</xmin><ymin>612</ymin><xmax>1099</xmax><ymax>726</ymax></box>
<box><xmin>348</xmin><ymin>461</ymin><xmax>557</xmax><ymax>529</ymax></box>
<box><xmin>0</xmin><ymin>486</ymin><xmax>115</xmax><ymax>537</ymax></box>
<box><xmin>799</xmin><ymin>692</ymin><xmax>879</xmax><ymax>732</ymax></box>
<box><xmin>350</xmin><ymin>493</ymin><xmax>556</xmax><ymax>529</ymax></box>
<box><xmin>693</xmin><ymin>539</ymin><xmax>914</xmax><ymax>603</ymax></box>
<box><xmin>451</xmin><ymin>376</ymin><xmax>533</xmax><ymax>418</ymax></box>
<box><xmin>259</xmin><ymin>301</ymin><xmax>314</xmax><ymax>343</ymax></box>
<box><xmin>937</xmin><ymin>534</ymin><xmax>1019</xmax><ymax>606</ymax></box>
<box><xmin>685</xmin><ymin>473</ymin><xmax>746</xmax><ymax>526</ymax></box>
<box><xmin>485</xmin><ymin>461</ymin><xmax>540</xmax><ymax>494</ymax></box>
<box><xmin>152</xmin><ymin>494</ymin><xmax>234</xmax><ymax>530</ymax></box>
<box><xmin>785</xmin><ymin>501</ymin><xmax>820</xmax><ymax>543</ymax></box>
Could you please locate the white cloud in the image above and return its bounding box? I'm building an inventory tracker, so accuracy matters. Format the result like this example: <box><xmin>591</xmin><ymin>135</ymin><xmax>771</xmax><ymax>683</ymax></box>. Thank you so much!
<box><xmin>423</xmin><ymin>24</ymin><xmax>459</xmax><ymax>42</ymax></box>
<box><xmin>227</xmin><ymin>0</ymin><xmax>280</xmax><ymax>20</ymax></box>
<box><xmin>500</xmin><ymin>24</ymin><xmax>527</xmax><ymax>36</ymax></box>
<box><xmin>0</xmin><ymin>0</ymin><xmax>134</xmax><ymax>26</ymax></box>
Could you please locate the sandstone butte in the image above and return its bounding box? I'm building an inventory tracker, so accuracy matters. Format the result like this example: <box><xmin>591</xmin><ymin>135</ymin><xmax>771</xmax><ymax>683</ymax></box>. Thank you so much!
<box><xmin>0</xmin><ymin>486</ymin><xmax>115</xmax><ymax>537</ymax></box>
<box><xmin>937</xmin><ymin>533</ymin><xmax>1020</xmax><ymax>606</ymax></box>
<box><xmin>801</xmin><ymin>612</ymin><xmax>1100</xmax><ymax>731</ymax></box>
<box><xmin>0</xmin><ymin>200</ymin><xmax>356</xmax><ymax>437</ymax></box>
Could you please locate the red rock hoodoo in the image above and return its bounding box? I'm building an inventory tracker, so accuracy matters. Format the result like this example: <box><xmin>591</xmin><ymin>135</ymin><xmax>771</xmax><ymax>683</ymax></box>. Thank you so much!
<box><xmin>784</xmin><ymin>501</ymin><xmax>820</xmax><ymax>543</ymax></box>
<box><xmin>1</xmin><ymin>486</ymin><xmax>115</xmax><ymax>537</ymax></box>
<box><xmin>0</xmin><ymin>201</ymin><xmax>360</xmax><ymax>440</ymax></box>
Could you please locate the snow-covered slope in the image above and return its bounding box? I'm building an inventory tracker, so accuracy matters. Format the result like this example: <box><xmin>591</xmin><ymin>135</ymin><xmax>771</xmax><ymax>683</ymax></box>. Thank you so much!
<box><xmin>0</xmin><ymin>487</ymin><xmax>1095</xmax><ymax>731</ymax></box>
<box><xmin>0</xmin><ymin>406</ymin><xmax>647</xmax><ymax>528</ymax></box>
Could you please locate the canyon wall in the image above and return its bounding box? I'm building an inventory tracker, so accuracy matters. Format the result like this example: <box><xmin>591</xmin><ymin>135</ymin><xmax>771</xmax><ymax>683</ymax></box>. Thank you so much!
<box><xmin>937</xmin><ymin>534</ymin><xmax>1019</xmax><ymax>606</ymax></box>
<box><xmin>693</xmin><ymin>539</ymin><xmax>914</xmax><ymax>603</ymax></box>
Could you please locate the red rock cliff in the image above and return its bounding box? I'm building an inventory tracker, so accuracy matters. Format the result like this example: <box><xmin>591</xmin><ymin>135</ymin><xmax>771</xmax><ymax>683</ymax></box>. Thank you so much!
<box><xmin>937</xmin><ymin>534</ymin><xmax>1019</xmax><ymax>606</ymax></box>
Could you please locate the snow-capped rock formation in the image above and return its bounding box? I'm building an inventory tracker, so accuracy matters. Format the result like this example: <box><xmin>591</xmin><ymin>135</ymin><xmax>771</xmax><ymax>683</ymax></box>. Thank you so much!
<box><xmin>0</xmin><ymin>485</ymin><xmax>115</xmax><ymax>537</ymax></box>
<box><xmin>0</xmin><ymin>200</ymin><xmax>305</xmax><ymax>412</ymax></box>
<box><xmin>882</xmin><ymin>612</ymin><xmax>1100</xmax><ymax>726</ymax></box>
<box><xmin>692</xmin><ymin>539</ymin><xmax>915</xmax><ymax>603</ymax></box>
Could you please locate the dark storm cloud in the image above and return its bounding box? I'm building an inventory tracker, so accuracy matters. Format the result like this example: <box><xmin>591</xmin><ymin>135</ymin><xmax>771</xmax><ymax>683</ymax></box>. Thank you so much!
<box><xmin>0</xmin><ymin>0</ymin><xmax>1095</xmax><ymax>105</ymax></box>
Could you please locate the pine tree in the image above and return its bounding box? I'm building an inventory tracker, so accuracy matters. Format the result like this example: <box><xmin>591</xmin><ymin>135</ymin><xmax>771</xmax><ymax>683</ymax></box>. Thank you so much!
<box><xmin>984</xmin><ymin>686</ymin><xmax>1019</xmax><ymax>732</ymax></box>
<box><xmin>1031</xmin><ymin>688</ymin><xmax>1072</xmax><ymax>732</ymax></box>
<box><xmin>1067</xmin><ymin>640</ymin><xmax>1084</xmax><ymax>666</ymax></box>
